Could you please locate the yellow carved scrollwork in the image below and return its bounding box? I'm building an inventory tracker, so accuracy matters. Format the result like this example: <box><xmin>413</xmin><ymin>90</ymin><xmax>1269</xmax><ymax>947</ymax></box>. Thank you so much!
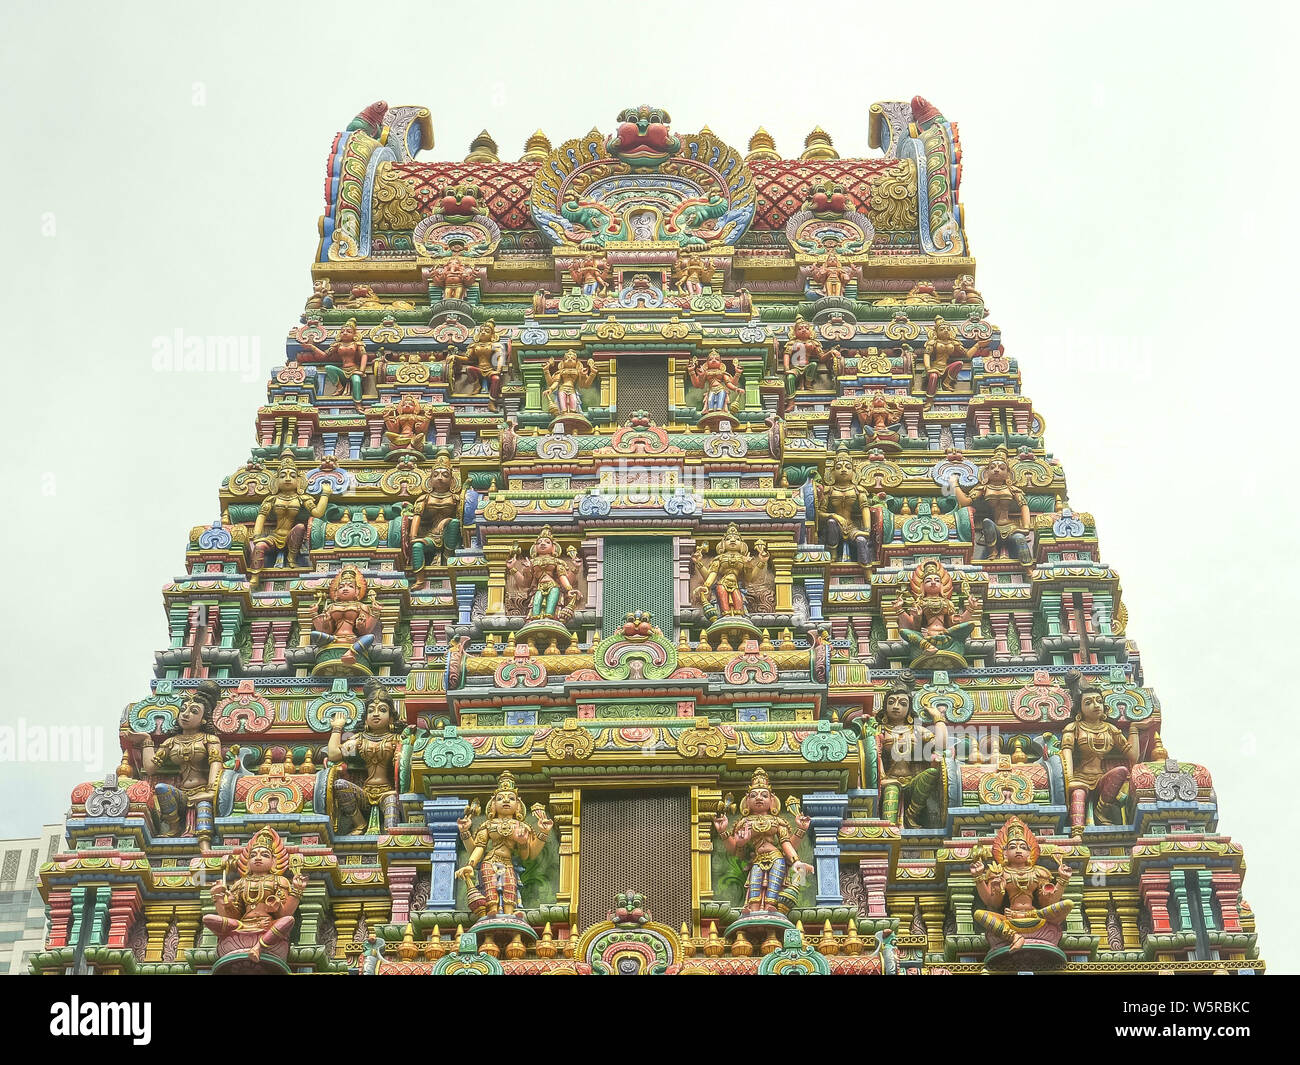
<box><xmin>544</xmin><ymin>720</ymin><xmax>595</xmax><ymax>761</ymax></box>
<box><xmin>371</xmin><ymin>162</ymin><xmax>423</xmax><ymax>231</ymax></box>
<box><xmin>867</xmin><ymin>159</ymin><xmax>919</xmax><ymax>233</ymax></box>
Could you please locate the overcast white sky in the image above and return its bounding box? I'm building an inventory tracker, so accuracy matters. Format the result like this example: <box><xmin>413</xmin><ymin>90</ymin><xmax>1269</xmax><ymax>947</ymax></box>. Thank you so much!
<box><xmin>0</xmin><ymin>0</ymin><xmax>1294</xmax><ymax>971</ymax></box>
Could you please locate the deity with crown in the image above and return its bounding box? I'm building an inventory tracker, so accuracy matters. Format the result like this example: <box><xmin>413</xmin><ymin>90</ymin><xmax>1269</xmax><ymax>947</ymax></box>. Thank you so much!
<box><xmin>203</xmin><ymin>826</ymin><xmax>306</xmax><ymax>971</ymax></box>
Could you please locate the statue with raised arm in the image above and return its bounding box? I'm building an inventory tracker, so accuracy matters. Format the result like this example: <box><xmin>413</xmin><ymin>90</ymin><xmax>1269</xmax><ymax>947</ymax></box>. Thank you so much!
<box><xmin>249</xmin><ymin>451</ymin><xmax>332</xmax><ymax>579</ymax></box>
<box><xmin>970</xmin><ymin>816</ymin><xmax>1073</xmax><ymax>966</ymax></box>
<box><xmin>455</xmin><ymin>771</ymin><xmax>553</xmax><ymax>924</ymax></box>
<box><xmin>203</xmin><ymin>827</ymin><xmax>306</xmax><ymax>969</ymax></box>
<box><xmin>712</xmin><ymin>768</ymin><xmax>812</xmax><ymax>920</ymax></box>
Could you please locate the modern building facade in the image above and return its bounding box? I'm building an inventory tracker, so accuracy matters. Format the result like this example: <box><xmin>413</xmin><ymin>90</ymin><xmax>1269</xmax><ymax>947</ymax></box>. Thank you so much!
<box><xmin>2</xmin><ymin>824</ymin><xmax>62</xmax><ymax>974</ymax></box>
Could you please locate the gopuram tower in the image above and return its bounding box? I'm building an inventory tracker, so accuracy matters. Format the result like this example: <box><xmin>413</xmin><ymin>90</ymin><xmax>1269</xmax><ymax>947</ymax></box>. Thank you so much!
<box><xmin>33</xmin><ymin>99</ymin><xmax>1262</xmax><ymax>975</ymax></box>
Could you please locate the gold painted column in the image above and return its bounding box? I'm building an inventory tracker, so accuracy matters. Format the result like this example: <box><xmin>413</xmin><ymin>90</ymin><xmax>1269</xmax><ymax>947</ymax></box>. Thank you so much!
<box><xmin>1113</xmin><ymin>888</ymin><xmax>1143</xmax><ymax>951</ymax></box>
<box><xmin>550</xmin><ymin>789</ymin><xmax>576</xmax><ymax>913</ymax></box>
<box><xmin>694</xmin><ymin>785</ymin><xmax>723</xmax><ymax>925</ymax></box>
<box><xmin>918</xmin><ymin>893</ymin><xmax>947</xmax><ymax>958</ymax></box>
<box><xmin>143</xmin><ymin>904</ymin><xmax>173</xmax><ymax>962</ymax></box>
<box><xmin>483</xmin><ymin>540</ymin><xmax>514</xmax><ymax>615</ymax></box>
<box><xmin>767</xmin><ymin>539</ymin><xmax>796</xmax><ymax>613</ymax></box>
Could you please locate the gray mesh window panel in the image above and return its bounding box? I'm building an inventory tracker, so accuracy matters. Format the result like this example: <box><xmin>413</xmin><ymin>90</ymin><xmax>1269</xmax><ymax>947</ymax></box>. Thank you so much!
<box><xmin>578</xmin><ymin>789</ymin><xmax>692</xmax><ymax>934</ymax></box>
<box><xmin>602</xmin><ymin>537</ymin><xmax>675</xmax><ymax>639</ymax></box>
<box><xmin>615</xmin><ymin>355</ymin><xmax>669</xmax><ymax>425</ymax></box>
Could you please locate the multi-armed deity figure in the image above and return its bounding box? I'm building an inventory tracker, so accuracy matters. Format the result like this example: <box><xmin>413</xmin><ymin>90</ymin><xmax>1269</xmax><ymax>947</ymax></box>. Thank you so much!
<box><xmin>816</xmin><ymin>447</ymin><xmax>879</xmax><ymax>566</ymax></box>
<box><xmin>920</xmin><ymin>316</ymin><xmax>968</xmax><ymax>400</ymax></box>
<box><xmin>381</xmin><ymin>393</ymin><xmax>435</xmax><ymax>453</ymax></box>
<box><xmin>950</xmin><ymin>447</ymin><xmax>1034</xmax><ymax>564</ymax></box>
<box><xmin>401</xmin><ymin>450</ymin><xmax>466</xmax><ymax>588</ymax></box>
<box><xmin>456</xmin><ymin>770</ymin><xmax>553</xmax><ymax>925</ymax></box>
<box><xmin>1060</xmin><ymin>669</ymin><xmax>1144</xmax><ymax>835</ymax></box>
<box><xmin>309</xmin><ymin>565</ymin><xmax>383</xmax><ymax>672</ymax></box>
<box><xmin>296</xmin><ymin>318</ymin><xmax>369</xmax><ymax>409</ymax></box>
<box><xmin>688</xmin><ymin>351</ymin><xmax>744</xmax><ymax>420</ymax></box>
<box><xmin>542</xmin><ymin>351</ymin><xmax>599</xmax><ymax>421</ymax></box>
<box><xmin>692</xmin><ymin>524</ymin><xmax>768</xmax><ymax>625</ymax></box>
<box><xmin>249</xmin><ymin>452</ymin><xmax>332</xmax><ymax>579</ymax></box>
<box><xmin>854</xmin><ymin>390</ymin><xmax>903</xmax><ymax>449</ymax></box>
<box><xmin>809</xmin><ymin>249</ymin><xmax>856</xmax><ymax>299</ymax></box>
<box><xmin>571</xmin><ymin>255</ymin><xmax>610</xmax><ymax>298</ymax></box>
<box><xmin>522</xmin><ymin>526</ymin><xmax>584</xmax><ymax>622</ymax></box>
<box><xmin>894</xmin><ymin>559</ymin><xmax>981</xmax><ymax>669</ymax></box>
<box><xmin>673</xmin><ymin>254</ymin><xmax>711</xmax><ymax>296</ymax></box>
<box><xmin>136</xmin><ymin>679</ymin><xmax>223</xmax><ymax>851</ymax></box>
<box><xmin>203</xmin><ymin>826</ymin><xmax>306</xmax><ymax>969</ymax></box>
<box><xmin>874</xmin><ymin>675</ymin><xmax>948</xmax><ymax>828</ymax></box>
<box><xmin>781</xmin><ymin>314</ymin><xmax>838</xmax><ymax>397</ymax></box>
<box><xmin>970</xmin><ymin>816</ymin><xmax>1073</xmax><ymax>964</ymax></box>
<box><xmin>328</xmin><ymin>678</ymin><xmax>404</xmax><ymax>835</ymax></box>
<box><xmin>450</xmin><ymin>320</ymin><xmax>510</xmax><ymax>410</ymax></box>
<box><xmin>425</xmin><ymin>253</ymin><xmax>481</xmax><ymax>301</ymax></box>
<box><xmin>713</xmin><ymin>768</ymin><xmax>813</xmax><ymax>922</ymax></box>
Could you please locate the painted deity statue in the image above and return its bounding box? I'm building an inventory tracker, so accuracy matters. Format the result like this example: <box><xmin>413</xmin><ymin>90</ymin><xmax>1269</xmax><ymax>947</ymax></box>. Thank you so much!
<box><xmin>692</xmin><ymin>524</ymin><xmax>756</xmax><ymax>620</ymax></box>
<box><xmin>426</xmin><ymin>254</ymin><xmax>480</xmax><ymax>301</ymax></box>
<box><xmin>329</xmin><ymin>678</ymin><xmax>403</xmax><ymax>834</ymax></box>
<box><xmin>572</xmin><ymin>255</ymin><xmax>610</xmax><ymax>297</ymax></box>
<box><xmin>310</xmin><ymin>565</ymin><xmax>382</xmax><ymax>669</ymax></box>
<box><xmin>971</xmin><ymin>816</ymin><xmax>1073</xmax><ymax>959</ymax></box>
<box><xmin>522</xmin><ymin>526</ymin><xmax>584</xmax><ymax>621</ymax></box>
<box><xmin>204</xmin><ymin>827</ymin><xmax>306</xmax><ymax>967</ymax></box>
<box><xmin>543</xmin><ymin>351</ymin><xmax>599</xmax><ymax>416</ymax></box>
<box><xmin>920</xmin><ymin>316</ymin><xmax>967</xmax><ymax>399</ymax></box>
<box><xmin>781</xmin><ymin>314</ymin><xmax>836</xmax><ymax>397</ymax></box>
<box><xmin>401</xmin><ymin>451</ymin><xmax>465</xmax><ymax>587</ymax></box>
<box><xmin>138</xmin><ymin>680</ymin><xmax>222</xmax><ymax>851</ymax></box>
<box><xmin>952</xmin><ymin>274</ymin><xmax>983</xmax><ymax>304</ymax></box>
<box><xmin>296</xmin><ymin>318</ymin><xmax>369</xmax><ymax>409</ymax></box>
<box><xmin>875</xmin><ymin>676</ymin><xmax>948</xmax><ymax>828</ymax></box>
<box><xmin>713</xmin><ymin>768</ymin><xmax>812</xmax><ymax>918</ymax></box>
<box><xmin>688</xmin><ymin>351</ymin><xmax>743</xmax><ymax>415</ymax></box>
<box><xmin>673</xmin><ymin>254</ymin><xmax>711</xmax><ymax>295</ymax></box>
<box><xmin>456</xmin><ymin>771</ymin><xmax>553</xmax><ymax>921</ymax></box>
<box><xmin>450</xmin><ymin>320</ymin><xmax>510</xmax><ymax>410</ymax></box>
<box><xmin>1060</xmin><ymin>669</ymin><xmax>1143</xmax><ymax>835</ymax></box>
<box><xmin>816</xmin><ymin>447</ymin><xmax>879</xmax><ymax>566</ymax></box>
<box><xmin>250</xmin><ymin>452</ymin><xmax>332</xmax><ymax>576</ymax></box>
<box><xmin>855</xmin><ymin>390</ymin><xmax>902</xmax><ymax>446</ymax></box>
<box><xmin>894</xmin><ymin>559</ymin><xmax>980</xmax><ymax>669</ymax></box>
<box><xmin>382</xmin><ymin>393</ymin><xmax>435</xmax><ymax>452</ymax></box>
<box><xmin>810</xmin><ymin>249</ymin><xmax>855</xmax><ymax>299</ymax></box>
<box><xmin>951</xmin><ymin>447</ymin><xmax>1034</xmax><ymax>564</ymax></box>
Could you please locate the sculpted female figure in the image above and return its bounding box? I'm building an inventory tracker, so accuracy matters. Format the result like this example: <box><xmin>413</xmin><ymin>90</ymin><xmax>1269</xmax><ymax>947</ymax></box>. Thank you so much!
<box><xmin>543</xmin><ymin>351</ymin><xmax>598</xmax><ymax>416</ymax></box>
<box><xmin>816</xmin><ymin>447</ymin><xmax>879</xmax><ymax>566</ymax></box>
<box><xmin>329</xmin><ymin>679</ymin><xmax>403</xmax><ymax>834</ymax></box>
<box><xmin>139</xmin><ymin>679</ymin><xmax>223</xmax><ymax>851</ymax></box>
<box><xmin>310</xmin><ymin>565</ymin><xmax>382</xmax><ymax>669</ymax></box>
<box><xmin>950</xmin><ymin>447</ymin><xmax>1033</xmax><ymax>564</ymax></box>
<box><xmin>920</xmin><ymin>316</ymin><xmax>967</xmax><ymax>399</ymax></box>
<box><xmin>456</xmin><ymin>771</ymin><xmax>553</xmax><ymax>922</ymax></box>
<box><xmin>203</xmin><ymin>827</ymin><xmax>306</xmax><ymax>966</ymax></box>
<box><xmin>296</xmin><ymin>318</ymin><xmax>369</xmax><ymax>410</ymax></box>
<box><xmin>402</xmin><ymin>451</ymin><xmax>465</xmax><ymax>587</ymax></box>
<box><xmin>688</xmin><ymin>351</ymin><xmax>743</xmax><ymax>414</ymax></box>
<box><xmin>1060</xmin><ymin>669</ymin><xmax>1143</xmax><ymax>835</ymax></box>
<box><xmin>249</xmin><ymin>452</ymin><xmax>332</xmax><ymax>577</ymax></box>
<box><xmin>692</xmin><ymin>524</ymin><xmax>753</xmax><ymax>620</ymax></box>
<box><xmin>450</xmin><ymin>320</ymin><xmax>510</xmax><ymax>410</ymax></box>
<box><xmin>713</xmin><ymin>768</ymin><xmax>813</xmax><ymax>918</ymax></box>
<box><xmin>894</xmin><ymin>559</ymin><xmax>980</xmax><ymax>669</ymax></box>
<box><xmin>970</xmin><ymin>816</ymin><xmax>1073</xmax><ymax>958</ymax></box>
<box><xmin>875</xmin><ymin>676</ymin><xmax>947</xmax><ymax>828</ymax></box>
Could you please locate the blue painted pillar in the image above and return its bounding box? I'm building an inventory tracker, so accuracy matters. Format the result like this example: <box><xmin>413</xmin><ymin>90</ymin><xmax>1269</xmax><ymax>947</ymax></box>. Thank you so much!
<box><xmin>804</xmin><ymin>576</ymin><xmax>825</xmax><ymax>622</ymax></box>
<box><xmin>425</xmin><ymin>796</ymin><xmax>467</xmax><ymax>908</ymax></box>
<box><xmin>801</xmin><ymin>791</ymin><xmax>849</xmax><ymax>906</ymax></box>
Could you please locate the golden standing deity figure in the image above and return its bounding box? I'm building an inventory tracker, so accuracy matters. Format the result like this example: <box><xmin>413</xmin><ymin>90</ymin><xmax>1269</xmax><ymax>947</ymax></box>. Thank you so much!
<box><xmin>249</xmin><ymin>452</ymin><xmax>333</xmax><ymax>579</ymax></box>
<box><xmin>456</xmin><ymin>771</ymin><xmax>553</xmax><ymax>922</ymax></box>
<box><xmin>816</xmin><ymin>447</ymin><xmax>879</xmax><ymax>566</ymax></box>
<box><xmin>970</xmin><ymin>816</ymin><xmax>1073</xmax><ymax>962</ymax></box>
<box><xmin>203</xmin><ymin>827</ymin><xmax>306</xmax><ymax>967</ymax></box>
<box><xmin>673</xmin><ymin>254</ymin><xmax>711</xmax><ymax>295</ymax></box>
<box><xmin>688</xmin><ymin>351</ymin><xmax>744</xmax><ymax>417</ymax></box>
<box><xmin>693</xmin><ymin>523</ymin><xmax>755</xmax><ymax>620</ymax></box>
<box><xmin>713</xmin><ymin>768</ymin><xmax>812</xmax><ymax>919</ymax></box>
<box><xmin>450</xmin><ymin>319</ymin><xmax>510</xmax><ymax>409</ymax></box>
